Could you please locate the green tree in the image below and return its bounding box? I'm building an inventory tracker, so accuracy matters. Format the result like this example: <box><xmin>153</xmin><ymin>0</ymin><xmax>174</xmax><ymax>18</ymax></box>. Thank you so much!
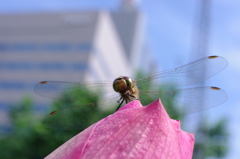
<box><xmin>135</xmin><ymin>71</ymin><xmax>182</xmax><ymax>119</ymax></box>
<box><xmin>193</xmin><ymin>118</ymin><xmax>229</xmax><ymax>159</ymax></box>
<box><xmin>0</xmin><ymin>97</ymin><xmax>79</xmax><ymax>159</ymax></box>
<box><xmin>0</xmin><ymin>86</ymin><xmax>111</xmax><ymax>159</ymax></box>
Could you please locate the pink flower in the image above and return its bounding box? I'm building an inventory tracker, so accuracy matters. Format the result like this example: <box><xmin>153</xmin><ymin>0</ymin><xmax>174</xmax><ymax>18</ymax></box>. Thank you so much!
<box><xmin>45</xmin><ymin>100</ymin><xmax>194</xmax><ymax>159</ymax></box>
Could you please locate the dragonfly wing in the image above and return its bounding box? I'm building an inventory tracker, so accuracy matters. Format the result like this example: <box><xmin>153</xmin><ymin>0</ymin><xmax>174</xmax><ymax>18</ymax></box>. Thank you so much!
<box><xmin>34</xmin><ymin>81</ymin><xmax>113</xmax><ymax>101</ymax></box>
<box><xmin>44</xmin><ymin>103</ymin><xmax>97</xmax><ymax>130</ymax></box>
<box><xmin>136</xmin><ymin>56</ymin><xmax>228</xmax><ymax>88</ymax></box>
<box><xmin>44</xmin><ymin>93</ymin><xmax>120</xmax><ymax>130</ymax></box>
<box><xmin>139</xmin><ymin>86</ymin><xmax>227</xmax><ymax>118</ymax></box>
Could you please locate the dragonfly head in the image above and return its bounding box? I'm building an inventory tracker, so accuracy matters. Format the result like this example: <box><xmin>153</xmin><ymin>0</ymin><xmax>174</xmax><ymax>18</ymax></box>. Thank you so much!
<box><xmin>113</xmin><ymin>76</ymin><xmax>133</xmax><ymax>93</ymax></box>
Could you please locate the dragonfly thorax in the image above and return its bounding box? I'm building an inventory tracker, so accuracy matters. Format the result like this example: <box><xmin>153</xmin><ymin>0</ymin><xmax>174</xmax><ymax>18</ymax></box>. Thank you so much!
<box><xmin>113</xmin><ymin>76</ymin><xmax>133</xmax><ymax>94</ymax></box>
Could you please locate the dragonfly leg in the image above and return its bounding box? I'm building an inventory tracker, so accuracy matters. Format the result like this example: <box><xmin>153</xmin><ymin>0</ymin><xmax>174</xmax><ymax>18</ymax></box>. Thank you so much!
<box><xmin>117</xmin><ymin>96</ymin><xmax>123</xmax><ymax>104</ymax></box>
<box><xmin>116</xmin><ymin>97</ymin><xmax>124</xmax><ymax>111</ymax></box>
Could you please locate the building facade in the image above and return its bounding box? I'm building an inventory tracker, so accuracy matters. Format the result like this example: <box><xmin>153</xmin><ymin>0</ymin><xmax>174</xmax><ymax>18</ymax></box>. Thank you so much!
<box><xmin>0</xmin><ymin>1</ymin><xmax>149</xmax><ymax>128</ymax></box>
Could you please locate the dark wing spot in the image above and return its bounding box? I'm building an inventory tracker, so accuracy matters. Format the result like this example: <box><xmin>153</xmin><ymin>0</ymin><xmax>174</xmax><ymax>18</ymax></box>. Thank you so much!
<box><xmin>40</xmin><ymin>81</ymin><xmax>48</xmax><ymax>84</ymax></box>
<box><xmin>49</xmin><ymin>111</ymin><xmax>57</xmax><ymax>116</ymax></box>
<box><xmin>211</xmin><ymin>87</ymin><xmax>221</xmax><ymax>90</ymax></box>
<box><xmin>208</xmin><ymin>56</ymin><xmax>218</xmax><ymax>59</ymax></box>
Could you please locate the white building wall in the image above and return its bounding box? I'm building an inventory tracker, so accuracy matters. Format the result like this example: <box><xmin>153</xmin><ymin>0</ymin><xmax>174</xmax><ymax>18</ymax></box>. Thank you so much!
<box><xmin>0</xmin><ymin>10</ymin><xmax>138</xmax><ymax>127</ymax></box>
<box><xmin>129</xmin><ymin>12</ymin><xmax>144</xmax><ymax>74</ymax></box>
<box><xmin>86</xmin><ymin>11</ymin><xmax>132</xmax><ymax>82</ymax></box>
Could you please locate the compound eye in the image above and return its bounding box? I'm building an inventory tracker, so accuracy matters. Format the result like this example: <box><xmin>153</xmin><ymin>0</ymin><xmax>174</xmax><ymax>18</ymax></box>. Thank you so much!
<box><xmin>113</xmin><ymin>77</ymin><xmax>127</xmax><ymax>93</ymax></box>
<box><xmin>123</xmin><ymin>76</ymin><xmax>133</xmax><ymax>89</ymax></box>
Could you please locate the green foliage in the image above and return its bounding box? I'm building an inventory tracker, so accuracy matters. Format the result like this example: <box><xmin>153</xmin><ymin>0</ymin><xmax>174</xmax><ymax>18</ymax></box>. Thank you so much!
<box><xmin>0</xmin><ymin>87</ymin><xmax>111</xmax><ymax>159</ymax></box>
<box><xmin>48</xmin><ymin>87</ymin><xmax>112</xmax><ymax>130</ymax></box>
<box><xmin>193</xmin><ymin>118</ymin><xmax>229</xmax><ymax>159</ymax></box>
<box><xmin>135</xmin><ymin>70</ymin><xmax>182</xmax><ymax>119</ymax></box>
<box><xmin>0</xmin><ymin>97</ymin><xmax>79</xmax><ymax>159</ymax></box>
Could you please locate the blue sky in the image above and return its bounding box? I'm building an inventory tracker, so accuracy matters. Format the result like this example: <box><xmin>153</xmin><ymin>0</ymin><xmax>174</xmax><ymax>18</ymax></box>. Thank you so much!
<box><xmin>0</xmin><ymin>0</ymin><xmax>239</xmax><ymax>158</ymax></box>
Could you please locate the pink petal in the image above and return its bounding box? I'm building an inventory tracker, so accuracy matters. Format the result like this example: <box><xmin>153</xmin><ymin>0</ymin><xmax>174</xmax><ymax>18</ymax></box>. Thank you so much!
<box><xmin>45</xmin><ymin>99</ymin><xmax>194</xmax><ymax>159</ymax></box>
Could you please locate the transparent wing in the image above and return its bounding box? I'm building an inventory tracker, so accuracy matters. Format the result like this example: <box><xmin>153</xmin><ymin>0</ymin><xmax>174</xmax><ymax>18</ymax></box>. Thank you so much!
<box><xmin>136</xmin><ymin>56</ymin><xmax>228</xmax><ymax>88</ymax></box>
<box><xmin>44</xmin><ymin>103</ymin><xmax>98</xmax><ymax>130</ymax></box>
<box><xmin>35</xmin><ymin>81</ymin><xmax>122</xmax><ymax>130</ymax></box>
<box><xmin>139</xmin><ymin>86</ymin><xmax>228</xmax><ymax>118</ymax></box>
<box><xmin>34</xmin><ymin>81</ymin><xmax>113</xmax><ymax>101</ymax></box>
<box><xmin>37</xmin><ymin>55</ymin><xmax>228</xmax><ymax>129</ymax></box>
<box><xmin>44</xmin><ymin>93</ymin><xmax>120</xmax><ymax>130</ymax></box>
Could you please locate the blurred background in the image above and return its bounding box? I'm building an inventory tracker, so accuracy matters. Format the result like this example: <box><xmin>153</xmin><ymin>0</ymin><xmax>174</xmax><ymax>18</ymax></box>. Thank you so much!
<box><xmin>0</xmin><ymin>0</ymin><xmax>239</xmax><ymax>158</ymax></box>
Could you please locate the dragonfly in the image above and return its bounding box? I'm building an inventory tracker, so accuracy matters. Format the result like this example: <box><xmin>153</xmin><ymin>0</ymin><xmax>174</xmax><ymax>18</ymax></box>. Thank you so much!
<box><xmin>35</xmin><ymin>55</ymin><xmax>228</xmax><ymax>130</ymax></box>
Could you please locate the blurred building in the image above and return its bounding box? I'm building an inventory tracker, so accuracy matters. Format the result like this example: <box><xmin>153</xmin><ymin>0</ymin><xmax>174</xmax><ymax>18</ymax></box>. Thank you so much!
<box><xmin>0</xmin><ymin>1</ymin><xmax>150</xmax><ymax>127</ymax></box>
<box><xmin>111</xmin><ymin>0</ymin><xmax>151</xmax><ymax>73</ymax></box>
